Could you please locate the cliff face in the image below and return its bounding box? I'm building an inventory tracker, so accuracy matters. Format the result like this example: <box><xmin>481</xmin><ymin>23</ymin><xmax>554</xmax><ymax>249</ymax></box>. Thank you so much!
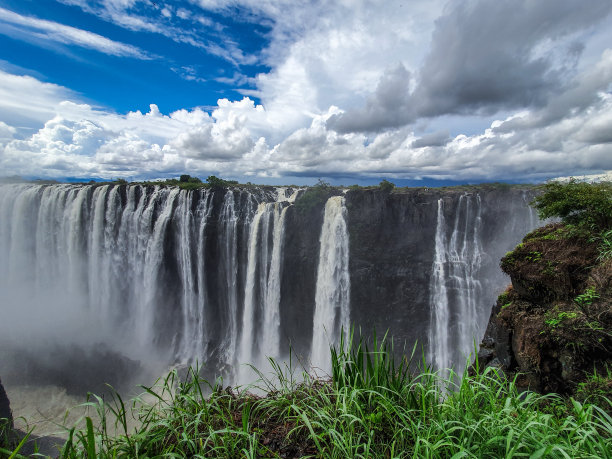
<box><xmin>477</xmin><ymin>223</ymin><xmax>612</xmax><ymax>394</ymax></box>
<box><xmin>345</xmin><ymin>187</ymin><xmax>538</xmax><ymax>365</ymax></box>
<box><xmin>0</xmin><ymin>183</ymin><xmax>539</xmax><ymax>391</ymax></box>
<box><xmin>279</xmin><ymin>185</ymin><xmax>539</xmax><ymax>367</ymax></box>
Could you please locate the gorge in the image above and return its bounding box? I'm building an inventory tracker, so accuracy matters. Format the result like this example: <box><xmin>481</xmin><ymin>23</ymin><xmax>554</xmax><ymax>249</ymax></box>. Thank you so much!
<box><xmin>0</xmin><ymin>182</ymin><xmax>539</xmax><ymax>394</ymax></box>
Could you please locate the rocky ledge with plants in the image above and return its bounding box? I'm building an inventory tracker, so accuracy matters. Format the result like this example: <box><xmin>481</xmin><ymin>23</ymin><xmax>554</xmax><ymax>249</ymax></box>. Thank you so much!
<box><xmin>477</xmin><ymin>179</ymin><xmax>612</xmax><ymax>402</ymax></box>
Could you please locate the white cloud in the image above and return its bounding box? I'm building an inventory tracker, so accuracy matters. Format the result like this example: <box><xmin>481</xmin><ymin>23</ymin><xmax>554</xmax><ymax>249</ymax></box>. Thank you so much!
<box><xmin>0</xmin><ymin>121</ymin><xmax>16</xmax><ymax>140</ymax></box>
<box><xmin>0</xmin><ymin>70</ymin><xmax>77</xmax><ymax>129</ymax></box>
<box><xmin>171</xmin><ymin>100</ymin><xmax>256</xmax><ymax>160</ymax></box>
<box><xmin>57</xmin><ymin>0</ymin><xmax>254</xmax><ymax>66</ymax></box>
<box><xmin>2</xmin><ymin>60</ymin><xmax>612</xmax><ymax>182</ymax></box>
<box><xmin>251</xmin><ymin>0</ymin><xmax>443</xmax><ymax>135</ymax></box>
<box><xmin>2</xmin><ymin>1</ymin><xmax>612</xmax><ymax>183</ymax></box>
<box><xmin>0</xmin><ymin>7</ymin><xmax>150</xmax><ymax>59</ymax></box>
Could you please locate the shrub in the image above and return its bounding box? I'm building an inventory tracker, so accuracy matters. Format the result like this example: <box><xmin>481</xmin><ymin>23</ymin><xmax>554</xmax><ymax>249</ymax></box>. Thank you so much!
<box><xmin>294</xmin><ymin>179</ymin><xmax>334</xmax><ymax>213</ymax></box>
<box><xmin>379</xmin><ymin>179</ymin><xmax>395</xmax><ymax>193</ymax></box>
<box><xmin>206</xmin><ymin>175</ymin><xmax>232</xmax><ymax>188</ymax></box>
<box><xmin>530</xmin><ymin>179</ymin><xmax>612</xmax><ymax>231</ymax></box>
<box><xmin>179</xmin><ymin>174</ymin><xmax>202</xmax><ymax>183</ymax></box>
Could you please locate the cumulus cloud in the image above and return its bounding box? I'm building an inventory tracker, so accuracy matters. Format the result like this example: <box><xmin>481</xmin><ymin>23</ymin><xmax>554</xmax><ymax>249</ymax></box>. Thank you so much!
<box><xmin>171</xmin><ymin>105</ymin><xmax>255</xmax><ymax>160</ymax></box>
<box><xmin>3</xmin><ymin>60</ymin><xmax>612</xmax><ymax>183</ymax></box>
<box><xmin>411</xmin><ymin>0</ymin><xmax>612</xmax><ymax>117</ymax></box>
<box><xmin>330</xmin><ymin>0</ymin><xmax>612</xmax><ymax>133</ymax></box>
<box><xmin>237</xmin><ymin>0</ymin><xmax>444</xmax><ymax>136</ymax></box>
<box><xmin>494</xmin><ymin>48</ymin><xmax>612</xmax><ymax>136</ymax></box>
<box><xmin>327</xmin><ymin>64</ymin><xmax>413</xmax><ymax>133</ymax></box>
<box><xmin>2</xmin><ymin>1</ymin><xmax>612</xmax><ymax>183</ymax></box>
<box><xmin>411</xmin><ymin>131</ymin><xmax>451</xmax><ymax>149</ymax></box>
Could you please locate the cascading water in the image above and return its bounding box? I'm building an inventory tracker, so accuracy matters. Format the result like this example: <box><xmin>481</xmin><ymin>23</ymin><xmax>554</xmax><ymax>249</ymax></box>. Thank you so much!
<box><xmin>175</xmin><ymin>190</ymin><xmax>213</xmax><ymax>364</ymax></box>
<box><xmin>429</xmin><ymin>198</ymin><xmax>450</xmax><ymax>376</ymax></box>
<box><xmin>428</xmin><ymin>194</ymin><xmax>484</xmax><ymax>377</ymax></box>
<box><xmin>260</xmin><ymin>204</ymin><xmax>288</xmax><ymax>356</ymax></box>
<box><xmin>140</xmin><ymin>188</ymin><xmax>180</xmax><ymax>348</ymax></box>
<box><xmin>0</xmin><ymin>184</ymin><xmax>260</xmax><ymax>381</ymax></box>
<box><xmin>310</xmin><ymin>195</ymin><xmax>350</xmax><ymax>374</ymax></box>
<box><xmin>238</xmin><ymin>189</ymin><xmax>296</xmax><ymax>381</ymax></box>
<box><xmin>0</xmin><ymin>182</ymin><xmax>540</xmax><ymax>397</ymax></box>
<box><xmin>217</xmin><ymin>190</ymin><xmax>240</xmax><ymax>370</ymax></box>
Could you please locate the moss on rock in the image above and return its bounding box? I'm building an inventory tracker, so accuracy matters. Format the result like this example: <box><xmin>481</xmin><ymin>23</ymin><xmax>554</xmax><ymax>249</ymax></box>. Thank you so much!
<box><xmin>478</xmin><ymin>222</ymin><xmax>612</xmax><ymax>396</ymax></box>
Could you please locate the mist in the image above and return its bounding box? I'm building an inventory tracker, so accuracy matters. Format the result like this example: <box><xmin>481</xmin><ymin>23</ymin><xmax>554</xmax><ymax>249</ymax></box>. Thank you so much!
<box><xmin>0</xmin><ymin>183</ymin><xmax>172</xmax><ymax>395</ymax></box>
<box><xmin>0</xmin><ymin>182</ymin><xmax>541</xmax><ymax>403</ymax></box>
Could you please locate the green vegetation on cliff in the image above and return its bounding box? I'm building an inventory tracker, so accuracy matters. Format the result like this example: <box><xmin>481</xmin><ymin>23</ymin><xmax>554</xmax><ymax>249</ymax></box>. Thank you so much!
<box><xmin>492</xmin><ymin>180</ymin><xmax>611</xmax><ymax>397</ymax></box>
<box><xmin>531</xmin><ymin>179</ymin><xmax>612</xmax><ymax>231</ymax></box>
<box><xmin>4</xmin><ymin>336</ymin><xmax>612</xmax><ymax>458</ymax></box>
<box><xmin>294</xmin><ymin>179</ymin><xmax>336</xmax><ymax>213</ymax></box>
<box><xmin>127</xmin><ymin>175</ymin><xmax>240</xmax><ymax>190</ymax></box>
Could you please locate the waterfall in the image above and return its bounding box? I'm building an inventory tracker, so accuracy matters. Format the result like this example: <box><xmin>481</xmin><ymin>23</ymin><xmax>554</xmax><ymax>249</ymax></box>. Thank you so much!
<box><xmin>175</xmin><ymin>190</ymin><xmax>214</xmax><ymax>364</ymax></box>
<box><xmin>429</xmin><ymin>198</ymin><xmax>450</xmax><ymax>376</ymax></box>
<box><xmin>0</xmin><ymin>185</ymin><xmax>217</xmax><ymax>366</ymax></box>
<box><xmin>88</xmin><ymin>185</ymin><xmax>108</xmax><ymax>320</ymax></box>
<box><xmin>310</xmin><ymin>195</ymin><xmax>350</xmax><ymax>374</ymax></box>
<box><xmin>237</xmin><ymin>189</ymin><xmax>296</xmax><ymax>380</ymax></box>
<box><xmin>218</xmin><ymin>190</ymin><xmax>240</xmax><ymax>369</ymax></box>
<box><xmin>140</xmin><ymin>188</ymin><xmax>180</xmax><ymax>348</ymax></box>
<box><xmin>260</xmin><ymin>204</ymin><xmax>289</xmax><ymax>359</ymax></box>
<box><xmin>428</xmin><ymin>194</ymin><xmax>483</xmax><ymax>377</ymax></box>
<box><xmin>0</xmin><ymin>182</ymin><xmax>541</xmax><ymax>391</ymax></box>
<box><xmin>523</xmin><ymin>191</ymin><xmax>539</xmax><ymax>229</ymax></box>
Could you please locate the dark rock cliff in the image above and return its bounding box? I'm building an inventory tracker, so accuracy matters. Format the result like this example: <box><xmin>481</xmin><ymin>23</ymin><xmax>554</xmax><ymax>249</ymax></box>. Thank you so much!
<box><xmin>0</xmin><ymin>377</ymin><xmax>12</xmax><ymax>446</ymax></box>
<box><xmin>476</xmin><ymin>223</ymin><xmax>612</xmax><ymax>395</ymax></box>
<box><xmin>0</xmin><ymin>182</ymin><xmax>541</xmax><ymax>393</ymax></box>
<box><xmin>279</xmin><ymin>203</ymin><xmax>326</xmax><ymax>359</ymax></box>
<box><xmin>344</xmin><ymin>186</ymin><xmax>538</xmax><ymax>356</ymax></box>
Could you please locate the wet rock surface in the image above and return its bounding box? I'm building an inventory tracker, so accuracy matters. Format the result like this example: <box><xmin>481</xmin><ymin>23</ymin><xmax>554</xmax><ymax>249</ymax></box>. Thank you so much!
<box><xmin>476</xmin><ymin>223</ymin><xmax>612</xmax><ymax>394</ymax></box>
<box><xmin>0</xmin><ymin>377</ymin><xmax>12</xmax><ymax>445</ymax></box>
<box><xmin>345</xmin><ymin>186</ymin><xmax>538</xmax><ymax>357</ymax></box>
<box><xmin>0</xmin><ymin>183</ymin><xmax>540</xmax><ymax>389</ymax></box>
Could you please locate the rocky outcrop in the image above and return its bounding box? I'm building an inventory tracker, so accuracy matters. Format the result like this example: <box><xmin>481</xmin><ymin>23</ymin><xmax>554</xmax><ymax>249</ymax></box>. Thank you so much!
<box><xmin>476</xmin><ymin>223</ymin><xmax>612</xmax><ymax>394</ymax></box>
<box><xmin>0</xmin><ymin>377</ymin><xmax>67</xmax><ymax>457</ymax></box>
<box><xmin>0</xmin><ymin>377</ymin><xmax>12</xmax><ymax>446</ymax></box>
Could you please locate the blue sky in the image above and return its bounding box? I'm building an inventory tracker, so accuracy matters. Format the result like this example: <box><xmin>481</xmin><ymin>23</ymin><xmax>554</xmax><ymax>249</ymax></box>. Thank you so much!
<box><xmin>0</xmin><ymin>0</ymin><xmax>269</xmax><ymax>113</ymax></box>
<box><xmin>0</xmin><ymin>0</ymin><xmax>611</xmax><ymax>185</ymax></box>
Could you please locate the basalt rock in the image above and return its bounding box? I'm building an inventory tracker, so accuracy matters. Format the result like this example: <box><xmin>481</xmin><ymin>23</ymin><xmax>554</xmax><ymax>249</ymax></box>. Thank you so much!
<box><xmin>0</xmin><ymin>182</ymin><xmax>540</xmax><ymax>389</ymax></box>
<box><xmin>476</xmin><ymin>223</ymin><xmax>612</xmax><ymax>395</ymax></box>
<box><xmin>345</xmin><ymin>186</ymin><xmax>538</xmax><ymax>359</ymax></box>
<box><xmin>0</xmin><ymin>377</ymin><xmax>12</xmax><ymax>447</ymax></box>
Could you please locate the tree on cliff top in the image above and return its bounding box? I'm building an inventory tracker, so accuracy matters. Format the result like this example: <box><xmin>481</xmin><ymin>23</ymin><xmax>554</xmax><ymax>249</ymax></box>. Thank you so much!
<box><xmin>531</xmin><ymin>179</ymin><xmax>612</xmax><ymax>231</ymax></box>
<box><xmin>379</xmin><ymin>179</ymin><xmax>395</xmax><ymax>193</ymax></box>
<box><xmin>180</xmin><ymin>174</ymin><xmax>202</xmax><ymax>183</ymax></box>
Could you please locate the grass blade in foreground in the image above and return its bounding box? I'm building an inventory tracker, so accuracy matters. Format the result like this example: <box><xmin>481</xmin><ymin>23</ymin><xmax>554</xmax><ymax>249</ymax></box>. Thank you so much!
<box><xmin>8</xmin><ymin>332</ymin><xmax>612</xmax><ymax>458</ymax></box>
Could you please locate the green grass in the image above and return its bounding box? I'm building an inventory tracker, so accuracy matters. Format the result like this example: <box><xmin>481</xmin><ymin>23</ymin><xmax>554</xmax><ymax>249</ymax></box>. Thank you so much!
<box><xmin>3</xmin><ymin>335</ymin><xmax>611</xmax><ymax>458</ymax></box>
<box><xmin>597</xmin><ymin>229</ymin><xmax>612</xmax><ymax>261</ymax></box>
